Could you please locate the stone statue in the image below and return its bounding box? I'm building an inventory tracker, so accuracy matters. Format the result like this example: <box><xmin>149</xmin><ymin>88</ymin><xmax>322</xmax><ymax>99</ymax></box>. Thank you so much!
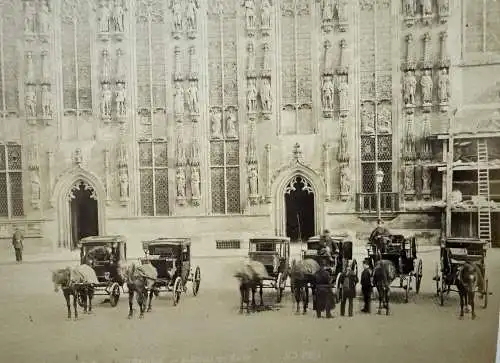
<box><xmin>259</xmin><ymin>78</ymin><xmax>272</xmax><ymax>112</ymax></box>
<box><xmin>39</xmin><ymin>0</ymin><xmax>51</xmax><ymax>34</ymax></box>
<box><xmin>322</xmin><ymin>0</ymin><xmax>334</xmax><ymax>21</ymax></box>
<box><xmin>438</xmin><ymin>68</ymin><xmax>450</xmax><ymax>104</ymax></box>
<box><xmin>119</xmin><ymin>171</ymin><xmax>129</xmax><ymax>198</ymax></box>
<box><xmin>420</xmin><ymin>69</ymin><xmax>433</xmax><ymax>105</ymax></box>
<box><xmin>25</xmin><ymin>86</ymin><xmax>36</xmax><ymax>117</ymax></box>
<box><xmin>98</xmin><ymin>0</ymin><xmax>111</xmax><ymax>33</ymax></box>
<box><xmin>25</xmin><ymin>52</ymin><xmax>35</xmax><ymax>84</ymax></box>
<box><xmin>247</xmin><ymin>80</ymin><xmax>258</xmax><ymax>112</ymax></box>
<box><xmin>101</xmin><ymin>83</ymin><xmax>112</xmax><ymax>118</ymax></box>
<box><xmin>31</xmin><ymin>171</ymin><xmax>40</xmax><ymax>201</ymax></box>
<box><xmin>322</xmin><ymin>77</ymin><xmax>334</xmax><ymax>109</ymax></box>
<box><xmin>101</xmin><ymin>49</ymin><xmax>110</xmax><ymax>82</ymax></box>
<box><xmin>211</xmin><ymin>109</ymin><xmax>222</xmax><ymax>138</ymax></box>
<box><xmin>186</xmin><ymin>0</ymin><xmax>200</xmax><ymax>32</ymax></box>
<box><xmin>187</xmin><ymin>81</ymin><xmax>199</xmax><ymax>114</ymax></box>
<box><xmin>226</xmin><ymin>111</ymin><xmax>238</xmax><ymax>138</ymax></box>
<box><xmin>403</xmin><ymin>70</ymin><xmax>417</xmax><ymax>105</ymax></box>
<box><xmin>116</xmin><ymin>83</ymin><xmax>126</xmax><ymax>116</ymax></box>
<box><xmin>422</xmin><ymin>166</ymin><xmax>431</xmax><ymax>192</ymax></box>
<box><xmin>171</xmin><ymin>0</ymin><xmax>183</xmax><ymax>32</ymax></box>
<box><xmin>337</xmin><ymin>76</ymin><xmax>349</xmax><ymax>111</ymax></box>
<box><xmin>247</xmin><ymin>42</ymin><xmax>256</xmax><ymax>73</ymax></box>
<box><xmin>261</xmin><ymin>0</ymin><xmax>272</xmax><ymax>28</ymax></box>
<box><xmin>41</xmin><ymin>85</ymin><xmax>52</xmax><ymax>118</ymax></box>
<box><xmin>422</xmin><ymin>0</ymin><xmax>432</xmax><ymax>15</ymax></box>
<box><xmin>174</xmin><ymin>83</ymin><xmax>184</xmax><ymax>115</ymax></box>
<box><xmin>361</xmin><ymin>105</ymin><xmax>374</xmax><ymax>133</ymax></box>
<box><xmin>262</xmin><ymin>43</ymin><xmax>271</xmax><ymax>72</ymax></box>
<box><xmin>24</xmin><ymin>1</ymin><xmax>36</xmax><ymax>33</ymax></box>
<box><xmin>191</xmin><ymin>168</ymin><xmax>201</xmax><ymax>200</ymax></box>
<box><xmin>404</xmin><ymin>0</ymin><xmax>415</xmax><ymax>17</ymax></box>
<box><xmin>248</xmin><ymin>166</ymin><xmax>258</xmax><ymax>196</ymax></box>
<box><xmin>404</xmin><ymin>166</ymin><xmax>414</xmax><ymax>192</ymax></box>
<box><xmin>112</xmin><ymin>0</ymin><xmax>124</xmax><ymax>32</ymax></box>
<box><xmin>340</xmin><ymin>165</ymin><xmax>351</xmax><ymax>195</ymax></box>
<box><xmin>243</xmin><ymin>0</ymin><xmax>256</xmax><ymax>29</ymax></box>
<box><xmin>176</xmin><ymin>168</ymin><xmax>186</xmax><ymax>198</ymax></box>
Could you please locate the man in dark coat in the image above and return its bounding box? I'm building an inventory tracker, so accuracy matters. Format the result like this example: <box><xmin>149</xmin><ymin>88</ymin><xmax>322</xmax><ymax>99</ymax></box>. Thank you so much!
<box><xmin>12</xmin><ymin>229</ymin><xmax>24</xmax><ymax>263</ymax></box>
<box><xmin>339</xmin><ymin>264</ymin><xmax>358</xmax><ymax>317</ymax></box>
<box><xmin>360</xmin><ymin>258</ymin><xmax>372</xmax><ymax>313</ymax></box>
<box><xmin>314</xmin><ymin>259</ymin><xmax>335</xmax><ymax>318</ymax></box>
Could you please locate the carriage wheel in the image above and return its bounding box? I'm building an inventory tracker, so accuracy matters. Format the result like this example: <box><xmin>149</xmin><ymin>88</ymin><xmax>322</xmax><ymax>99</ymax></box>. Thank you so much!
<box><xmin>415</xmin><ymin>258</ymin><xmax>423</xmax><ymax>294</ymax></box>
<box><xmin>192</xmin><ymin>266</ymin><xmax>201</xmax><ymax>296</ymax></box>
<box><xmin>434</xmin><ymin>263</ymin><xmax>440</xmax><ymax>297</ymax></box>
<box><xmin>482</xmin><ymin>279</ymin><xmax>489</xmax><ymax>309</ymax></box>
<box><xmin>109</xmin><ymin>283</ymin><xmax>120</xmax><ymax>307</ymax></box>
<box><xmin>404</xmin><ymin>276</ymin><xmax>411</xmax><ymax>303</ymax></box>
<box><xmin>173</xmin><ymin>277</ymin><xmax>182</xmax><ymax>306</ymax></box>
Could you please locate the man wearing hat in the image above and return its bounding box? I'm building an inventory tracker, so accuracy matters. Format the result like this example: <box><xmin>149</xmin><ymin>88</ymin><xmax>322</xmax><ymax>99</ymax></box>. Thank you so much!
<box><xmin>318</xmin><ymin>229</ymin><xmax>338</xmax><ymax>261</ymax></box>
<box><xmin>360</xmin><ymin>258</ymin><xmax>372</xmax><ymax>313</ymax></box>
<box><xmin>12</xmin><ymin>229</ymin><xmax>24</xmax><ymax>263</ymax></box>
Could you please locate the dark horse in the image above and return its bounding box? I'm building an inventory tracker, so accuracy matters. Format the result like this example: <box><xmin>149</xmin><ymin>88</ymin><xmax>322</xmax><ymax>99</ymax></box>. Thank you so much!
<box><xmin>289</xmin><ymin>259</ymin><xmax>320</xmax><ymax>315</ymax></box>
<box><xmin>372</xmin><ymin>259</ymin><xmax>396</xmax><ymax>315</ymax></box>
<box><xmin>234</xmin><ymin>260</ymin><xmax>267</xmax><ymax>314</ymax></box>
<box><xmin>456</xmin><ymin>262</ymin><xmax>485</xmax><ymax>320</ymax></box>
<box><xmin>119</xmin><ymin>262</ymin><xmax>157</xmax><ymax>319</ymax></box>
<box><xmin>51</xmin><ymin>267</ymin><xmax>95</xmax><ymax>320</ymax></box>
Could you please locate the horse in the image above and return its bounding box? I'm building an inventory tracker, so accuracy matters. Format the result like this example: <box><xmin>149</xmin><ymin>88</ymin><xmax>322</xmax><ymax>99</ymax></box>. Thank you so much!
<box><xmin>119</xmin><ymin>262</ymin><xmax>158</xmax><ymax>319</ymax></box>
<box><xmin>51</xmin><ymin>266</ymin><xmax>97</xmax><ymax>320</ymax></box>
<box><xmin>372</xmin><ymin>259</ymin><xmax>396</xmax><ymax>315</ymax></box>
<box><xmin>289</xmin><ymin>259</ymin><xmax>320</xmax><ymax>315</ymax></box>
<box><xmin>234</xmin><ymin>260</ymin><xmax>267</xmax><ymax>314</ymax></box>
<box><xmin>456</xmin><ymin>262</ymin><xmax>485</xmax><ymax>320</ymax></box>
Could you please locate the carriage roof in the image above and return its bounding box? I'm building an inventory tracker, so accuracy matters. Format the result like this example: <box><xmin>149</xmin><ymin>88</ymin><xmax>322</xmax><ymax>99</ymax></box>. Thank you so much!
<box><xmin>307</xmin><ymin>234</ymin><xmax>351</xmax><ymax>243</ymax></box>
<box><xmin>249</xmin><ymin>237</ymin><xmax>290</xmax><ymax>244</ymax></box>
<box><xmin>142</xmin><ymin>237</ymin><xmax>191</xmax><ymax>250</ymax></box>
<box><xmin>79</xmin><ymin>235</ymin><xmax>126</xmax><ymax>245</ymax></box>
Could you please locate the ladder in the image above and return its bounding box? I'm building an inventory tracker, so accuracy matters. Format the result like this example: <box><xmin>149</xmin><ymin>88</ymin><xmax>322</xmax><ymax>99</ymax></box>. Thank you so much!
<box><xmin>477</xmin><ymin>139</ymin><xmax>491</xmax><ymax>246</ymax></box>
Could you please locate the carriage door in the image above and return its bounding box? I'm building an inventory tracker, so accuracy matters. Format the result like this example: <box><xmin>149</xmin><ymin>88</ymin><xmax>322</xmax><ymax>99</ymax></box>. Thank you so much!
<box><xmin>70</xmin><ymin>181</ymin><xmax>99</xmax><ymax>249</ymax></box>
<box><xmin>285</xmin><ymin>176</ymin><xmax>315</xmax><ymax>242</ymax></box>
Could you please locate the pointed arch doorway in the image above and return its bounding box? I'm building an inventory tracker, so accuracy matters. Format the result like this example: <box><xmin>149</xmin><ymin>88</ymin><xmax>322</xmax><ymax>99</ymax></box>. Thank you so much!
<box><xmin>284</xmin><ymin>176</ymin><xmax>315</xmax><ymax>242</ymax></box>
<box><xmin>69</xmin><ymin>181</ymin><xmax>99</xmax><ymax>249</ymax></box>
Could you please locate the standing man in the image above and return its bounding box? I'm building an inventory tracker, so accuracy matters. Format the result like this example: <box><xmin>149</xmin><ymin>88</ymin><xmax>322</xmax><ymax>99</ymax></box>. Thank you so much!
<box><xmin>12</xmin><ymin>229</ymin><xmax>24</xmax><ymax>263</ymax></box>
<box><xmin>360</xmin><ymin>258</ymin><xmax>372</xmax><ymax>313</ymax></box>
<box><xmin>339</xmin><ymin>264</ymin><xmax>358</xmax><ymax>317</ymax></box>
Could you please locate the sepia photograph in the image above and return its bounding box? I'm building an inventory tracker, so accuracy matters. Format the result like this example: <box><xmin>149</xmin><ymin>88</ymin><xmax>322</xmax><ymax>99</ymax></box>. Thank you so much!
<box><xmin>0</xmin><ymin>0</ymin><xmax>499</xmax><ymax>362</ymax></box>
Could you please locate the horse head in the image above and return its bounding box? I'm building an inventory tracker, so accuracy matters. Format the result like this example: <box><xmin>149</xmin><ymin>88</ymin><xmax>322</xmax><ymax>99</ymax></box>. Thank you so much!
<box><xmin>52</xmin><ymin>268</ymin><xmax>71</xmax><ymax>292</ymax></box>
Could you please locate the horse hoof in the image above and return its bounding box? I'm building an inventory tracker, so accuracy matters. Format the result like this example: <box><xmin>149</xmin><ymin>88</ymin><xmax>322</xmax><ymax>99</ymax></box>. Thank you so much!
<box><xmin>139</xmin><ymin>314</ymin><xmax>144</xmax><ymax>319</ymax></box>
<box><xmin>127</xmin><ymin>315</ymin><xmax>133</xmax><ymax>319</ymax></box>
<box><xmin>472</xmin><ymin>315</ymin><xmax>476</xmax><ymax>320</ymax></box>
<box><xmin>147</xmin><ymin>308</ymin><xmax>152</xmax><ymax>313</ymax></box>
<box><xmin>377</xmin><ymin>311</ymin><xmax>381</xmax><ymax>315</ymax></box>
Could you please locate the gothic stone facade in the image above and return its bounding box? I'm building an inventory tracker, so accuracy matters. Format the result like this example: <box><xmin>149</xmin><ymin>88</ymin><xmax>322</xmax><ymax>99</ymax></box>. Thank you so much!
<box><xmin>0</xmin><ymin>0</ymin><xmax>499</xmax><ymax>256</ymax></box>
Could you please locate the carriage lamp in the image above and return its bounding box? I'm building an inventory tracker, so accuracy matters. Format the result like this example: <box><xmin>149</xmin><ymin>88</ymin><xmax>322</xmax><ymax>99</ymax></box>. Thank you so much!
<box><xmin>376</xmin><ymin>169</ymin><xmax>384</xmax><ymax>186</ymax></box>
<box><xmin>375</xmin><ymin>169</ymin><xmax>384</xmax><ymax>221</ymax></box>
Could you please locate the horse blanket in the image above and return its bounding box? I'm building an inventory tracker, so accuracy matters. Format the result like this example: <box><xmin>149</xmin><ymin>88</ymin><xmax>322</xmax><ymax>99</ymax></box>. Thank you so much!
<box><xmin>122</xmin><ymin>262</ymin><xmax>158</xmax><ymax>290</ymax></box>
<box><xmin>70</xmin><ymin>264</ymin><xmax>99</xmax><ymax>285</ymax></box>
<box><xmin>234</xmin><ymin>260</ymin><xmax>269</xmax><ymax>281</ymax></box>
<box><xmin>373</xmin><ymin>260</ymin><xmax>396</xmax><ymax>286</ymax></box>
<box><xmin>291</xmin><ymin>259</ymin><xmax>320</xmax><ymax>280</ymax></box>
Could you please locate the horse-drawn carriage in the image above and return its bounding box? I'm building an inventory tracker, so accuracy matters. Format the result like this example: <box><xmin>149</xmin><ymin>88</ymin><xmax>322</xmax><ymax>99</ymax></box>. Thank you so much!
<box><xmin>248</xmin><ymin>237</ymin><xmax>290</xmax><ymax>303</ymax></box>
<box><xmin>79</xmin><ymin>235</ymin><xmax>127</xmax><ymax>307</ymax></box>
<box><xmin>140</xmin><ymin>237</ymin><xmax>201</xmax><ymax>306</ymax></box>
<box><xmin>366</xmin><ymin>233</ymin><xmax>423</xmax><ymax>303</ymax></box>
<box><xmin>433</xmin><ymin>237</ymin><xmax>488</xmax><ymax>308</ymax></box>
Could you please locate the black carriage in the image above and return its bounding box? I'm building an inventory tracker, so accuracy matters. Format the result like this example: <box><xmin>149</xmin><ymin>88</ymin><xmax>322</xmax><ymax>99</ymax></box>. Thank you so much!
<box><xmin>302</xmin><ymin>233</ymin><xmax>357</xmax><ymax>298</ymax></box>
<box><xmin>433</xmin><ymin>237</ymin><xmax>488</xmax><ymax>308</ymax></box>
<box><xmin>366</xmin><ymin>233</ymin><xmax>423</xmax><ymax>303</ymax></box>
<box><xmin>140</xmin><ymin>238</ymin><xmax>201</xmax><ymax>306</ymax></box>
<box><xmin>79</xmin><ymin>235</ymin><xmax>127</xmax><ymax>307</ymax></box>
<box><xmin>248</xmin><ymin>237</ymin><xmax>290</xmax><ymax>303</ymax></box>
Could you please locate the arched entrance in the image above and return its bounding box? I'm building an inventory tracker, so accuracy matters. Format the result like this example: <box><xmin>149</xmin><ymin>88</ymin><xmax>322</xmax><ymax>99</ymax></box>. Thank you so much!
<box><xmin>284</xmin><ymin>176</ymin><xmax>315</xmax><ymax>242</ymax></box>
<box><xmin>69</xmin><ymin>181</ymin><xmax>99</xmax><ymax>249</ymax></box>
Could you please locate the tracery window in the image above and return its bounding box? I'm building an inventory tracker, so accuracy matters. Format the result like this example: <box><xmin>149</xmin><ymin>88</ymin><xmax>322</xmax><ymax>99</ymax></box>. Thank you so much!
<box><xmin>210</xmin><ymin>138</ymin><xmax>240</xmax><ymax>214</ymax></box>
<box><xmin>138</xmin><ymin>141</ymin><xmax>168</xmax><ymax>216</ymax></box>
<box><xmin>0</xmin><ymin>144</ymin><xmax>24</xmax><ymax>218</ymax></box>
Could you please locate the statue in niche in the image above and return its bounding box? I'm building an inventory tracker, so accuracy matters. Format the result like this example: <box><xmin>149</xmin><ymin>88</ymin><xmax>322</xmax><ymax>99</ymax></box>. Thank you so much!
<box><xmin>112</xmin><ymin>0</ymin><xmax>124</xmax><ymax>32</ymax></box>
<box><xmin>119</xmin><ymin>171</ymin><xmax>129</xmax><ymax>198</ymax></box>
<box><xmin>24</xmin><ymin>1</ymin><xmax>36</xmax><ymax>33</ymax></box>
<box><xmin>259</xmin><ymin>78</ymin><xmax>272</xmax><ymax>112</ymax></box>
<box><xmin>101</xmin><ymin>50</ymin><xmax>110</xmax><ymax>82</ymax></box>
<box><xmin>340</xmin><ymin>165</ymin><xmax>351</xmax><ymax>196</ymax></box>
<box><xmin>210</xmin><ymin>109</ymin><xmax>222</xmax><ymax>138</ymax></box>
<box><xmin>174</xmin><ymin>83</ymin><xmax>185</xmax><ymax>115</ymax></box>
<box><xmin>262</xmin><ymin>43</ymin><xmax>271</xmax><ymax>72</ymax></box>
<box><xmin>226</xmin><ymin>111</ymin><xmax>238</xmax><ymax>138</ymax></box>
<box><xmin>322</xmin><ymin>76</ymin><xmax>334</xmax><ymax>109</ymax></box>
<box><xmin>438</xmin><ymin>68</ymin><xmax>450</xmax><ymax>104</ymax></box>
<box><xmin>171</xmin><ymin>0</ymin><xmax>183</xmax><ymax>33</ymax></box>
<box><xmin>420</xmin><ymin>69</ymin><xmax>433</xmax><ymax>105</ymax></box>
<box><xmin>243</xmin><ymin>0</ymin><xmax>256</xmax><ymax>29</ymax></box>
<box><xmin>116</xmin><ymin>83</ymin><xmax>127</xmax><ymax>116</ymax></box>
<box><xmin>116</xmin><ymin>49</ymin><xmax>125</xmax><ymax>82</ymax></box>
<box><xmin>404</xmin><ymin>166</ymin><xmax>414</xmax><ymax>192</ymax></box>
<box><xmin>25</xmin><ymin>86</ymin><xmax>36</xmax><ymax>118</ymax></box>
<box><xmin>247</xmin><ymin>80</ymin><xmax>258</xmax><ymax>113</ymax></box>
<box><xmin>41</xmin><ymin>85</ymin><xmax>52</xmax><ymax>118</ymax></box>
<box><xmin>186</xmin><ymin>0</ymin><xmax>200</xmax><ymax>32</ymax></box>
<box><xmin>31</xmin><ymin>171</ymin><xmax>40</xmax><ymax>201</ymax></box>
<box><xmin>98</xmin><ymin>0</ymin><xmax>111</xmax><ymax>33</ymax></box>
<box><xmin>187</xmin><ymin>81</ymin><xmax>199</xmax><ymax>114</ymax></box>
<box><xmin>404</xmin><ymin>0</ymin><xmax>415</xmax><ymax>17</ymax></box>
<box><xmin>248</xmin><ymin>166</ymin><xmax>258</xmax><ymax>196</ymax></box>
<box><xmin>176</xmin><ymin>168</ymin><xmax>186</xmax><ymax>198</ymax></box>
<box><xmin>322</xmin><ymin>0</ymin><xmax>334</xmax><ymax>21</ymax></box>
<box><xmin>361</xmin><ymin>104</ymin><xmax>374</xmax><ymax>133</ymax></box>
<box><xmin>39</xmin><ymin>0</ymin><xmax>51</xmax><ymax>34</ymax></box>
<box><xmin>422</xmin><ymin>0</ymin><xmax>432</xmax><ymax>16</ymax></box>
<box><xmin>25</xmin><ymin>52</ymin><xmax>35</xmax><ymax>84</ymax></box>
<box><xmin>403</xmin><ymin>70</ymin><xmax>417</xmax><ymax>105</ymax></box>
<box><xmin>247</xmin><ymin>42</ymin><xmax>256</xmax><ymax>73</ymax></box>
<box><xmin>422</xmin><ymin>167</ymin><xmax>431</xmax><ymax>193</ymax></box>
<box><xmin>191</xmin><ymin>168</ymin><xmax>201</xmax><ymax>200</ymax></box>
<box><xmin>337</xmin><ymin>76</ymin><xmax>349</xmax><ymax>111</ymax></box>
<box><xmin>73</xmin><ymin>148</ymin><xmax>83</xmax><ymax>166</ymax></box>
<box><xmin>101</xmin><ymin>83</ymin><xmax>113</xmax><ymax>118</ymax></box>
<box><xmin>261</xmin><ymin>0</ymin><xmax>272</xmax><ymax>28</ymax></box>
<box><xmin>377</xmin><ymin>106</ymin><xmax>392</xmax><ymax>133</ymax></box>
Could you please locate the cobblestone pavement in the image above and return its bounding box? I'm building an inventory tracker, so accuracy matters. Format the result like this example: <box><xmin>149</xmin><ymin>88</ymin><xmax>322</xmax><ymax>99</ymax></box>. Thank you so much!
<box><xmin>0</xmin><ymin>250</ymin><xmax>498</xmax><ymax>363</ymax></box>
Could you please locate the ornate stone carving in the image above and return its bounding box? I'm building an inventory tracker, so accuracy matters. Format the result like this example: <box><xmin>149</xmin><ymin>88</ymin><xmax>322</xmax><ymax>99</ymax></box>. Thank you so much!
<box><xmin>321</xmin><ymin>0</ymin><xmax>334</xmax><ymax>33</ymax></box>
<box><xmin>116</xmin><ymin>48</ymin><xmax>126</xmax><ymax>83</ymax></box>
<box><xmin>174</xmin><ymin>46</ymin><xmax>183</xmax><ymax>81</ymax></box>
<box><xmin>98</xmin><ymin>0</ymin><xmax>111</xmax><ymax>38</ymax></box>
<box><xmin>24</xmin><ymin>0</ymin><xmax>36</xmax><ymax>36</ymax></box>
<box><xmin>404</xmin><ymin>164</ymin><xmax>415</xmax><ymax>200</ymax></box>
<box><xmin>337</xmin><ymin>0</ymin><xmax>348</xmax><ymax>32</ymax></box>
<box><xmin>30</xmin><ymin>170</ymin><xmax>41</xmax><ymax>209</ymax></box>
<box><xmin>403</xmin><ymin>34</ymin><xmax>416</xmax><ymax>71</ymax></box>
<box><xmin>190</xmin><ymin>166</ymin><xmax>201</xmax><ymax>205</ymax></box>
<box><xmin>361</xmin><ymin>102</ymin><xmax>375</xmax><ymax>134</ymax></box>
<box><xmin>41</xmin><ymin>85</ymin><xmax>53</xmax><ymax>120</ymax></box>
<box><xmin>171</xmin><ymin>0</ymin><xmax>183</xmax><ymax>39</ymax></box>
<box><xmin>422</xmin><ymin>33</ymin><xmax>432</xmax><ymax>69</ymax></box>
<box><xmin>336</xmin><ymin>39</ymin><xmax>348</xmax><ymax>75</ymax></box>
<box><xmin>359</xmin><ymin>0</ymin><xmax>374</xmax><ymax>10</ymax></box>
<box><xmin>247</xmin><ymin>79</ymin><xmax>258</xmax><ymax>115</ymax></box>
<box><xmin>420</xmin><ymin>69</ymin><xmax>433</xmax><ymax>111</ymax></box>
<box><xmin>101</xmin><ymin>83</ymin><xmax>113</xmax><ymax>121</ymax></box>
<box><xmin>246</xmin><ymin>41</ymin><xmax>257</xmax><ymax>78</ymax></box>
<box><xmin>260</xmin><ymin>43</ymin><xmax>271</xmax><ymax>78</ymax></box>
<box><xmin>68</xmin><ymin>181</ymin><xmax>97</xmax><ymax>201</ymax></box>
<box><xmin>186</xmin><ymin>0</ymin><xmax>199</xmax><ymax>39</ymax></box>
<box><xmin>115</xmin><ymin>83</ymin><xmax>127</xmax><ymax>120</ymax></box>
<box><xmin>422</xmin><ymin>0</ymin><xmax>432</xmax><ymax>20</ymax></box>
<box><xmin>111</xmin><ymin>0</ymin><xmax>125</xmax><ymax>33</ymax></box>
<box><xmin>438</xmin><ymin>0</ymin><xmax>449</xmax><ymax>23</ymax></box>
<box><xmin>261</xmin><ymin>0</ymin><xmax>272</xmax><ymax>36</ymax></box>
<box><xmin>210</xmin><ymin>107</ymin><xmax>223</xmax><ymax>139</ymax></box>
<box><xmin>337</xmin><ymin>123</ymin><xmax>349</xmax><ymax>163</ymax></box>
<box><xmin>73</xmin><ymin>148</ymin><xmax>83</xmax><ymax>167</ymax></box>
<box><xmin>104</xmin><ymin>148</ymin><xmax>112</xmax><ymax>205</ymax></box>
<box><xmin>187</xmin><ymin>81</ymin><xmax>199</xmax><ymax>116</ymax></box>
<box><xmin>174</xmin><ymin>82</ymin><xmax>185</xmax><ymax>120</ymax></box>
<box><xmin>25</xmin><ymin>51</ymin><xmax>35</xmax><ymax>85</ymax></box>
<box><xmin>247</xmin><ymin>120</ymin><xmax>258</xmax><ymax>205</ymax></box>
<box><xmin>438</xmin><ymin>68</ymin><xmax>450</xmax><ymax>112</ymax></box>
<box><xmin>243</xmin><ymin>0</ymin><xmax>257</xmax><ymax>36</ymax></box>
<box><xmin>264</xmin><ymin>144</ymin><xmax>271</xmax><ymax>203</ymax></box>
<box><xmin>422</xmin><ymin>166</ymin><xmax>431</xmax><ymax>199</ymax></box>
<box><xmin>322</xmin><ymin>40</ymin><xmax>334</xmax><ymax>76</ymax></box>
<box><xmin>377</xmin><ymin>103</ymin><xmax>392</xmax><ymax>134</ymax></box>
<box><xmin>188</xmin><ymin>46</ymin><xmax>198</xmax><ymax>80</ymax></box>
<box><xmin>337</xmin><ymin>74</ymin><xmax>349</xmax><ymax>118</ymax></box>
<box><xmin>403</xmin><ymin>112</ymin><xmax>416</xmax><ymax>161</ymax></box>
<box><xmin>41</xmin><ymin>51</ymin><xmax>51</xmax><ymax>85</ymax></box>
<box><xmin>225</xmin><ymin>108</ymin><xmax>238</xmax><ymax>139</ymax></box>
<box><xmin>403</xmin><ymin>0</ymin><xmax>416</xmax><ymax>26</ymax></box>
<box><xmin>403</xmin><ymin>70</ymin><xmax>417</xmax><ymax>107</ymax></box>
<box><xmin>39</xmin><ymin>0</ymin><xmax>51</xmax><ymax>39</ymax></box>
<box><xmin>438</xmin><ymin>31</ymin><xmax>450</xmax><ymax>69</ymax></box>
<box><xmin>339</xmin><ymin>163</ymin><xmax>351</xmax><ymax>201</ymax></box>
<box><xmin>25</xmin><ymin>85</ymin><xmax>36</xmax><ymax>121</ymax></box>
<box><xmin>292</xmin><ymin>142</ymin><xmax>304</xmax><ymax>163</ymax></box>
<box><xmin>101</xmin><ymin>49</ymin><xmax>111</xmax><ymax>83</ymax></box>
<box><xmin>259</xmin><ymin>78</ymin><xmax>272</xmax><ymax>118</ymax></box>
<box><xmin>321</xmin><ymin>144</ymin><xmax>331</xmax><ymax>201</ymax></box>
<box><xmin>176</xmin><ymin>167</ymin><xmax>187</xmax><ymax>204</ymax></box>
<box><xmin>322</xmin><ymin>76</ymin><xmax>334</xmax><ymax>117</ymax></box>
